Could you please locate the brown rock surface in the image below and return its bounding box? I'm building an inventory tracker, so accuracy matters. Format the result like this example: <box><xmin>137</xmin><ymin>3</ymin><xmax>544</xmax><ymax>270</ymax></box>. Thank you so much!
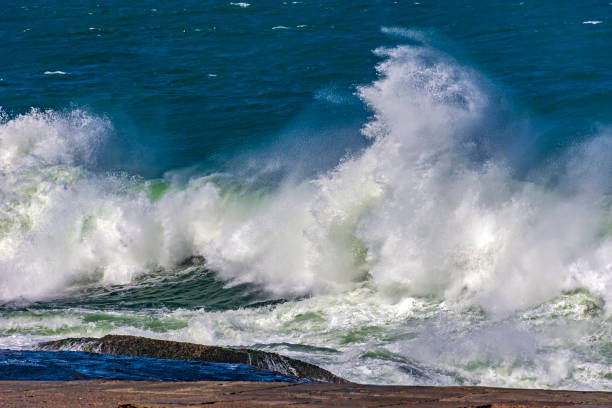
<box><xmin>39</xmin><ymin>335</ymin><xmax>347</xmax><ymax>384</ymax></box>
<box><xmin>0</xmin><ymin>381</ymin><xmax>610</xmax><ymax>408</ymax></box>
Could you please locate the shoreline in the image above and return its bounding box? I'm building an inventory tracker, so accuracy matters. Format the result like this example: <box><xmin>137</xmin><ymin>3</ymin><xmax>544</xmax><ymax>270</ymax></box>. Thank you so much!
<box><xmin>1</xmin><ymin>381</ymin><xmax>611</xmax><ymax>407</ymax></box>
<box><xmin>4</xmin><ymin>335</ymin><xmax>610</xmax><ymax>407</ymax></box>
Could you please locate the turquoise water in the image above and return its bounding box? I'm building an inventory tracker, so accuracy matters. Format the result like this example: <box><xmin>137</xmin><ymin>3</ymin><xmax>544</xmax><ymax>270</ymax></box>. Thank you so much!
<box><xmin>1</xmin><ymin>0</ymin><xmax>612</xmax><ymax>388</ymax></box>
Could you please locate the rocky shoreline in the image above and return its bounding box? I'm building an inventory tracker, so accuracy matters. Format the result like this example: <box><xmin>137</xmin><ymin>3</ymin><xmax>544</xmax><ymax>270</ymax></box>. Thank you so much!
<box><xmin>0</xmin><ymin>335</ymin><xmax>604</xmax><ymax>407</ymax></box>
<box><xmin>1</xmin><ymin>381</ymin><xmax>611</xmax><ymax>407</ymax></box>
<box><xmin>38</xmin><ymin>335</ymin><xmax>348</xmax><ymax>384</ymax></box>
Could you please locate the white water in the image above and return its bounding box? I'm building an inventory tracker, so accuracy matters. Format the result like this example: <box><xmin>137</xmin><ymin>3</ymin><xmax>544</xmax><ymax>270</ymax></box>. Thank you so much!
<box><xmin>2</xmin><ymin>286</ymin><xmax>610</xmax><ymax>388</ymax></box>
<box><xmin>1</xmin><ymin>41</ymin><xmax>612</xmax><ymax>388</ymax></box>
<box><xmin>4</xmin><ymin>43</ymin><xmax>611</xmax><ymax>311</ymax></box>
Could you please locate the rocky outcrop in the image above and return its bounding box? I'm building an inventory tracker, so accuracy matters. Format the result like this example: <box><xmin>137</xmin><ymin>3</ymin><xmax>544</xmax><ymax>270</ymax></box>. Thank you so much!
<box><xmin>38</xmin><ymin>335</ymin><xmax>348</xmax><ymax>384</ymax></box>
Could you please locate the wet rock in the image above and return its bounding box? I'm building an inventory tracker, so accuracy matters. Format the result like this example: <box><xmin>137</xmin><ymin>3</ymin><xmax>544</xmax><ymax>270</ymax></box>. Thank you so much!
<box><xmin>38</xmin><ymin>335</ymin><xmax>348</xmax><ymax>384</ymax></box>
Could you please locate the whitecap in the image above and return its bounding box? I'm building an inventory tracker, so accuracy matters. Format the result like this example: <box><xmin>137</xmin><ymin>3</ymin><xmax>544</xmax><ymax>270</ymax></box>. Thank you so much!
<box><xmin>4</xmin><ymin>41</ymin><xmax>612</xmax><ymax>319</ymax></box>
<box><xmin>44</xmin><ymin>71</ymin><xmax>67</xmax><ymax>75</ymax></box>
<box><xmin>582</xmin><ymin>20</ymin><xmax>602</xmax><ymax>24</ymax></box>
<box><xmin>229</xmin><ymin>2</ymin><xmax>250</xmax><ymax>7</ymax></box>
<box><xmin>272</xmin><ymin>26</ymin><xmax>289</xmax><ymax>30</ymax></box>
<box><xmin>4</xmin><ymin>39</ymin><xmax>612</xmax><ymax>390</ymax></box>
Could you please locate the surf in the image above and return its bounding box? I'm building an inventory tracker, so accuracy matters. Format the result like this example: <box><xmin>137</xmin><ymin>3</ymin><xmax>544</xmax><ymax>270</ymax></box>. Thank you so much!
<box><xmin>1</xmin><ymin>41</ymin><xmax>611</xmax><ymax>315</ymax></box>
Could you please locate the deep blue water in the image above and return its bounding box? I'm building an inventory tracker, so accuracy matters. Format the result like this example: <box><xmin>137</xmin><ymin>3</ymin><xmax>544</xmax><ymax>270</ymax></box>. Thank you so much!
<box><xmin>2</xmin><ymin>1</ymin><xmax>610</xmax><ymax>176</ymax></box>
<box><xmin>0</xmin><ymin>349</ymin><xmax>300</xmax><ymax>381</ymax></box>
<box><xmin>2</xmin><ymin>1</ymin><xmax>612</xmax><ymax>388</ymax></box>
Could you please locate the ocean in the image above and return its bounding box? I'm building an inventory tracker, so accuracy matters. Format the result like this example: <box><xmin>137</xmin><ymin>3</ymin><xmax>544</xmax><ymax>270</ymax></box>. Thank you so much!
<box><xmin>1</xmin><ymin>0</ymin><xmax>611</xmax><ymax>387</ymax></box>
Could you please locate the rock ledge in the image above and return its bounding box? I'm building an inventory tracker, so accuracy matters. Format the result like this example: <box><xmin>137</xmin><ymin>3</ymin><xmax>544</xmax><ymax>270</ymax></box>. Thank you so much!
<box><xmin>38</xmin><ymin>334</ymin><xmax>347</xmax><ymax>384</ymax></box>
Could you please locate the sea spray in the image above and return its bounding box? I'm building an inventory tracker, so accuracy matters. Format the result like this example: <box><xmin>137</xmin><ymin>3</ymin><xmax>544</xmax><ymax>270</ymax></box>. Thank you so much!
<box><xmin>1</xmin><ymin>40</ymin><xmax>612</xmax><ymax>389</ymax></box>
<box><xmin>2</xmin><ymin>43</ymin><xmax>612</xmax><ymax>310</ymax></box>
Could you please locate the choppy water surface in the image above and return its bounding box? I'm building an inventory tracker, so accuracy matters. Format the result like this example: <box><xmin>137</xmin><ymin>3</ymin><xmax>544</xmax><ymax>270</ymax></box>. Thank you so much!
<box><xmin>1</xmin><ymin>0</ymin><xmax>612</xmax><ymax>388</ymax></box>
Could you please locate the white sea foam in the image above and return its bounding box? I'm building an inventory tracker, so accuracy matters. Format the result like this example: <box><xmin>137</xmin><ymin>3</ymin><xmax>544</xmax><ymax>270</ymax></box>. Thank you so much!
<box><xmin>582</xmin><ymin>21</ymin><xmax>603</xmax><ymax>25</ymax></box>
<box><xmin>2</xmin><ymin>287</ymin><xmax>609</xmax><ymax>387</ymax></box>
<box><xmin>2</xmin><ymin>43</ymin><xmax>612</xmax><ymax>321</ymax></box>
<box><xmin>229</xmin><ymin>2</ymin><xmax>250</xmax><ymax>8</ymax></box>
<box><xmin>43</xmin><ymin>71</ymin><xmax>66</xmax><ymax>75</ymax></box>
<box><xmin>272</xmin><ymin>26</ymin><xmax>289</xmax><ymax>30</ymax></box>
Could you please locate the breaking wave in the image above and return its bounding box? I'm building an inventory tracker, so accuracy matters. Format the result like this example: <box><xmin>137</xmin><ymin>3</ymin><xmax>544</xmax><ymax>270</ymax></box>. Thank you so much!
<box><xmin>2</xmin><ymin>43</ymin><xmax>612</xmax><ymax>317</ymax></box>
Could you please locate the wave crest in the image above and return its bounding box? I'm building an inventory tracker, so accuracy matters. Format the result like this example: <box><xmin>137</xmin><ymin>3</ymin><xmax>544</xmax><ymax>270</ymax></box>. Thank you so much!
<box><xmin>2</xmin><ymin>45</ymin><xmax>612</xmax><ymax>314</ymax></box>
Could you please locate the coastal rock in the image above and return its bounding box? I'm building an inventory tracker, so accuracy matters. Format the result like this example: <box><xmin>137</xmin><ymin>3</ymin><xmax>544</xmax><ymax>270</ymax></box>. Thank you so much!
<box><xmin>2</xmin><ymin>381</ymin><xmax>612</xmax><ymax>408</ymax></box>
<box><xmin>38</xmin><ymin>335</ymin><xmax>348</xmax><ymax>384</ymax></box>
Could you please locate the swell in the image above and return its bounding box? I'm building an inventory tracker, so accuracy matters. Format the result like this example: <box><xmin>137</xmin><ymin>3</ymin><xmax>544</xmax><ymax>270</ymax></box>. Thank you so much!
<box><xmin>1</xmin><ymin>40</ymin><xmax>612</xmax><ymax>317</ymax></box>
<box><xmin>3</xmin><ymin>261</ymin><xmax>280</xmax><ymax>312</ymax></box>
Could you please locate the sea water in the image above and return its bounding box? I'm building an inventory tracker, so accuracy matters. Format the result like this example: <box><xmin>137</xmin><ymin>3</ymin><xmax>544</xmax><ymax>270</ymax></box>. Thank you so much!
<box><xmin>0</xmin><ymin>349</ymin><xmax>301</xmax><ymax>381</ymax></box>
<box><xmin>1</xmin><ymin>0</ymin><xmax>611</xmax><ymax>388</ymax></box>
